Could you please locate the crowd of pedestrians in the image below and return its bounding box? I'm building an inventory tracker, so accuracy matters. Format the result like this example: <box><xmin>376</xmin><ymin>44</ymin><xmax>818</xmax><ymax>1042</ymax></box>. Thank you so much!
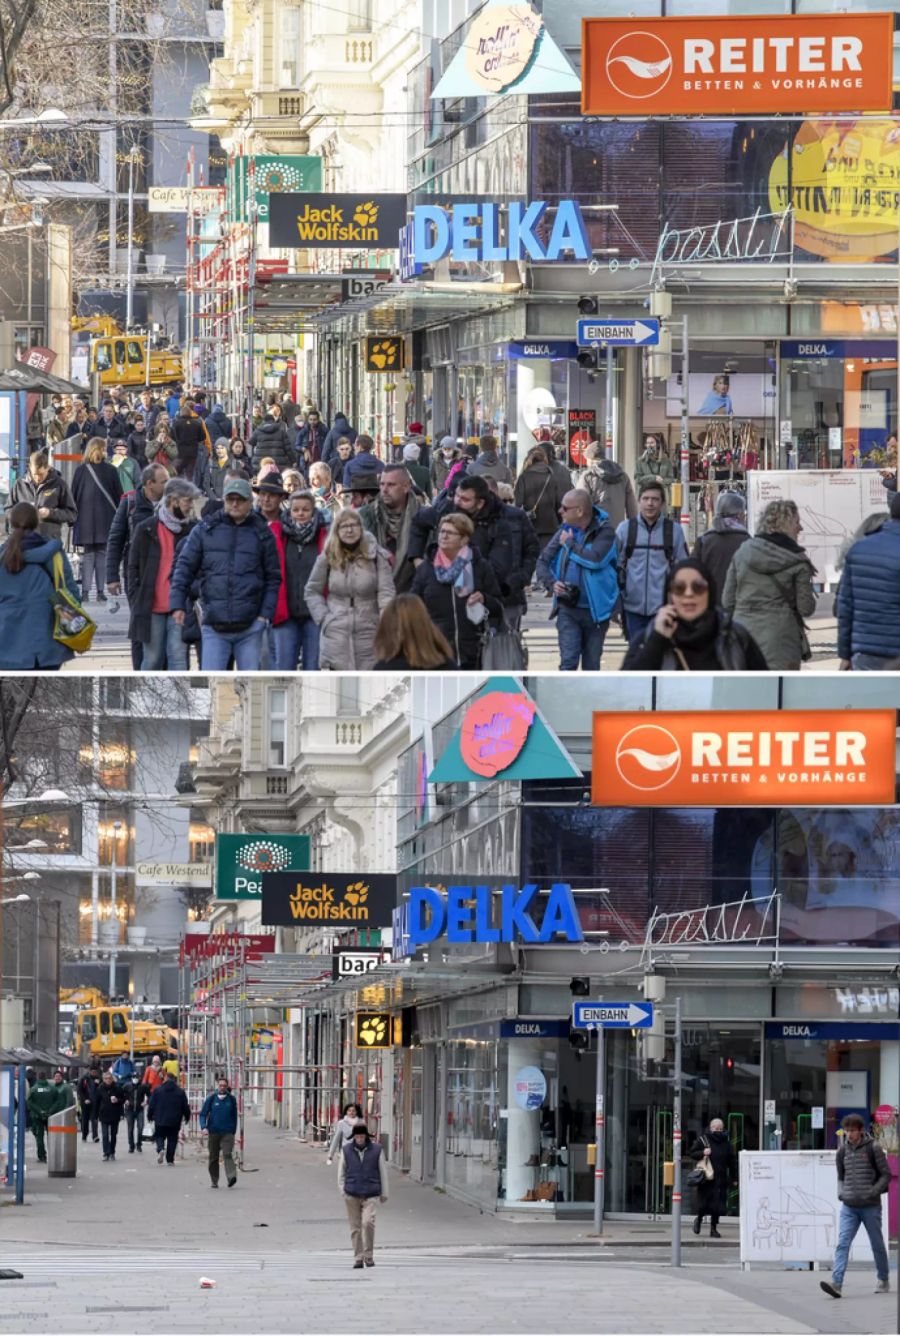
<box><xmin>2</xmin><ymin>383</ymin><xmax>894</xmax><ymax>671</ymax></box>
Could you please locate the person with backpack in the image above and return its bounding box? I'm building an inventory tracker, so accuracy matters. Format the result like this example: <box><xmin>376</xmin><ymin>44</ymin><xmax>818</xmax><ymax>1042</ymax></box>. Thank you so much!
<box><xmin>820</xmin><ymin>1113</ymin><xmax>890</xmax><ymax>1299</ymax></box>
<box><xmin>535</xmin><ymin>490</ymin><xmax>618</xmax><ymax>671</ymax></box>
<box><xmin>578</xmin><ymin>446</ymin><xmax>637</xmax><ymax>529</ymax></box>
<box><xmin>615</xmin><ymin>479</ymin><xmax>688</xmax><ymax>645</ymax></box>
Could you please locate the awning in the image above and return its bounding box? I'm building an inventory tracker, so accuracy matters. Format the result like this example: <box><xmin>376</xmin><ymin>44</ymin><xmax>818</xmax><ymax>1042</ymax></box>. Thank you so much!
<box><xmin>0</xmin><ymin>366</ymin><xmax>88</xmax><ymax>395</ymax></box>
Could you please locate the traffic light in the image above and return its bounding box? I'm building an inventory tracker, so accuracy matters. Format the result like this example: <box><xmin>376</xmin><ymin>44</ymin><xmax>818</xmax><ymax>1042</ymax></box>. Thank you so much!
<box><xmin>648</xmin><ymin>290</ymin><xmax>672</xmax><ymax>379</ymax></box>
<box><xmin>568</xmin><ymin>1026</ymin><xmax>590</xmax><ymax>1051</ymax></box>
<box><xmin>578</xmin><ymin>296</ymin><xmax>599</xmax><ymax>315</ymax></box>
<box><xmin>576</xmin><ymin>349</ymin><xmax>599</xmax><ymax>371</ymax></box>
<box><xmin>569</xmin><ymin>977</ymin><xmax>590</xmax><ymax>996</ymax></box>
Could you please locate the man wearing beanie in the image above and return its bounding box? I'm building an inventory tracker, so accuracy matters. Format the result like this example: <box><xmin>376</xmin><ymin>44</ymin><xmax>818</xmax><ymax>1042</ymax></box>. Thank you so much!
<box><xmin>837</xmin><ymin>490</ymin><xmax>900</xmax><ymax>670</ymax></box>
<box><xmin>431</xmin><ymin>435</ymin><xmax>461</xmax><ymax>494</ymax></box>
<box><xmin>337</xmin><ymin>1121</ymin><xmax>388</xmax><ymax>1269</ymax></box>
<box><xmin>692</xmin><ymin>490</ymin><xmax>750</xmax><ymax>597</ymax></box>
<box><xmin>402</xmin><ymin>441</ymin><xmax>432</xmax><ymax>498</ymax></box>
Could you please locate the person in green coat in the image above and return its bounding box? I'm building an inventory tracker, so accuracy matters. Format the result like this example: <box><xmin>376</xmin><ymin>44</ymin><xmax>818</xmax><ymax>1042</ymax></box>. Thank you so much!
<box><xmin>634</xmin><ymin>435</ymin><xmax>676</xmax><ymax>502</ymax></box>
<box><xmin>26</xmin><ymin>1072</ymin><xmax>58</xmax><ymax>1162</ymax></box>
<box><xmin>51</xmin><ymin>1068</ymin><xmax>76</xmax><ymax>1114</ymax></box>
<box><xmin>111</xmin><ymin>440</ymin><xmax>143</xmax><ymax>494</ymax></box>
<box><xmin>722</xmin><ymin>498</ymin><xmax>817</xmax><ymax>671</ymax></box>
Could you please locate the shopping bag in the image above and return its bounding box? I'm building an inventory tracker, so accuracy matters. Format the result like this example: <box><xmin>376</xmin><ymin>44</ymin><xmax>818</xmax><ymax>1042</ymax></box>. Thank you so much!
<box><xmin>50</xmin><ymin>552</ymin><xmax>97</xmax><ymax>653</ymax></box>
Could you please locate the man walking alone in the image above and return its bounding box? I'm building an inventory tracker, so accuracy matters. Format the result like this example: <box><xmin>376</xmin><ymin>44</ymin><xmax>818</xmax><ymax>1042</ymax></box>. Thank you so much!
<box><xmin>338</xmin><ymin>1122</ymin><xmax>388</xmax><ymax>1269</ymax></box>
<box><xmin>200</xmin><ymin>1076</ymin><xmax>238</xmax><ymax>1189</ymax></box>
<box><xmin>821</xmin><ymin>1114</ymin><xmax>890</xmax><ymax>1299</ymax></box>
<box><xmin>148</xmin><ymin>1069</ymin><xmax>191</xmax><ymax>1165</ymax></box>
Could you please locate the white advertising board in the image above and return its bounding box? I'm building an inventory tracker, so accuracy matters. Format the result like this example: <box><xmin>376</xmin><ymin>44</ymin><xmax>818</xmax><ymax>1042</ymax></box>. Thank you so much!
<box><xmin>739</xmin><ymin>1151</ymin><xmax>888</xmax><ymax>1266</ymax></box>
<box><xmin>746</xmin><ymin>469</ymin><xmax>888</xmax><ymax>584</ymax></box>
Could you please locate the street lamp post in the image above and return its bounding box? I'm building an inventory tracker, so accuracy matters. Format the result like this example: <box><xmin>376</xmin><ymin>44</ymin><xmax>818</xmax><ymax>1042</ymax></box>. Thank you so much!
<box><xmin>108</xmin><ymin>820</ymin><xmax>123</xmax><ymax>997</ymax></box>
<box><xmin>125</xmin><ymin>146</ymin><xmax>140</xmax><ymax>331</ymax></box>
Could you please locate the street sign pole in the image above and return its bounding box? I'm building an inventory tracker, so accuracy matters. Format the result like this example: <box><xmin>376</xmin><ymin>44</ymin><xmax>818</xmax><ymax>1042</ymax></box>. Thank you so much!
<box><xmin>679</xmin><ymin>314</ymin><xmax>690</xmax><ymax>539</ymax></box>
<box><xmin>672</xmin><ymin>995</ymin><xmax>683</xmax><ymax>1268</ymax></box>
<box><xmin>604</xmin><ymin>343</ymin><xmax>614</xmax><ymax>460</ymax></box>
<box><xmin>594</xmin><ymin>1024</ymin><xmax>606</xmax><ymax>1235</ymax></box>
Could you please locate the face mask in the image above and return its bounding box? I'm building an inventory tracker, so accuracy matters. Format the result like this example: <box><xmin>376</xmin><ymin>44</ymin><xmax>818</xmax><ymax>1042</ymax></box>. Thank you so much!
<box><xmin>313</xmin><ymin>484</ymin><xmax>326</xmax><ymax>496</ymax></box>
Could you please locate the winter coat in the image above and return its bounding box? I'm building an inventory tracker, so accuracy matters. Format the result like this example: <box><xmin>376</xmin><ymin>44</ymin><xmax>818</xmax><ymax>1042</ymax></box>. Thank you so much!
<box><xmin>94</xmin><ymin>415</ymin><xmax>128</xmax><ymax>451</ymax></box>
<box><xmin>409</xmin><ymin>493</ymin><xmax>514</xmax><ymax>592</ymax></box>
<box><xmin>304</xmin><ymin>530</ymin><xmax>395</xmax><ymax>670</ymax></box>
<box><xmin>322</xmin><ymin>415</ymin><xmax>357</xmax><ymax>464</ymax></box>
<box><xmin>170</xmin><ymin>508</ymin><xmax>281</xmax><ymax>632</ymax></box>
<box><xmin>126</xmin><ymin>513</ymin><xmax>198</xmax><ymax>643</ymax></box>
<box><xmin>836</xmin><ymin>519</ymin><xmax>900</xmax><ymax>662</ymax></box>
<box><xmin>578</xmin><ymin>460</ymin><xmax>638</xmax><ymax>530</ymax></box>
<box><xmin>126</xmin><ymin>430</ymin><xmax>148</xmax><ymax>466</ymax></box>
<box><xmin>112</xmin><ymin>455</ymin><xmax>141</xmax><ymax>495</ymax></box>
<box><xmin>172</xmin><ymin>413</ymin><xmax>206</xmax><ymax>464</ymax></box>
<box><xmin>721</xmin><ymin>534</ymin><xmax>816</xmax><ymax>671</ymax></box>
<box><xmin>409</xmin><ymin>545</ymin><xmax>503</xmax><ymax>669</ymax></box>
<box><xmin>340</xmin><ymin>1139</ymin><xmax>388</xmax><ymax>1199</ymax></box>
<box><xmin>77</xmin><ymin>1073</ymin><xmax>101</xmax><ymax>1113</ymax></box>
<box><xmin>537</xmin><ymin>506</ymin><xmax>619</xmax><ymax>625</ymax></box>
<box><xmin>209</xmin><ymin>460</ymin><xmax>233</xmax><ymax>500</ymax></box>
<box><xmin>148</xmin><ymin>1079</ymin><xmax>190</xmax><ymax>1130</ymax></box>
<box><xmin>199</xmin><ymin>1090</ymin><xmax>238</xmax><ymax>1136</ymax></box>
<box><xmin>634</xmin><ymin>450</ymin><xmax>676</xmax><ymax>495</ymax></box>
<box><xmin>692</xmin><ymin>521</ymin><xmax>751</xmax><ymax>600</ymax></box>
<box><xmin>193</xmin><ymin>443</ymin><xmax>211</xmax><ymax>496</ymax></box>
<box><xmin>342</xmin><ymin>452</ymin><xmax>385</xmax><ymax>489</ymax></box>
<box><xmin>329</xmin><ymin>1114</ymin><xmax>360</xmax><ymax>1159</ymax></box>
<box><xmin>514</xmin><ymin>461</ymin><xmax>568</xmax><ymax>542</ymax></box>
<box><xmin>105</xmin><ymin>487</ymin><xmax>157</xmax><ymax>592</ymax></box>
<box><xmin>837</xmin><ymin>1133</ymin><xmax>891</xmax><ymax>1208</ymax></box>
<box><xmin>294</xmin><ymin>420</ymin><xmax>328</xmax><ymax>463</ymax></box>
<box><xmin>9</xmin><ymin>467</ymin><xmax>77</xmax><ymax>541</ymax></box>
<box><xmin>468</xmin><ymin>451</ymin><xmax>512</xmax><ymax>485</ymax></box>
<box><xmin>95</xmin><ymin>1080</ymin><xmax>126</xmax><ymax>1125</ymax></box>
<box><xmin>687</xmin><ymin>1130</ymin><xmax>734</xmax><ymax>1218</ymax></box>
<box><xmin>0</xmin><ymin>538</ymin><xmax>79</xmax><ymax>667</ymax></box>
<box><xmin>282</xmin><ymin>510</ymin><xmax>329</xmax><ymax>621</ymax></box>
<box><xmin>501</xmin><ymin>503</ymin><xmax>540</xmax><ymax>608</ymax></box>
<box><xmin>404</xmin><ymin>461</ymin><xmax>432</xmax><ymax>498</ymax></box>
<box><xmin>431</xmin><ymin>451</ymin><xmax>461</xmax><ymax>494</ymax></box>
<box><xmin>71</xmin><ymin>461</ymin><xmax>123</xmax><ymax>546</ymax></box>
<box><xmin>614</xmin><ymin>514</ymin><xmax>689</xmax><ymax>617</ymax></box>
<box><xmin>207</xmin><ymin>406</ymin><xmax>233</xmax><ymax>441</ymax></box>
<box><xmin>622</xmin><ymin>611</ymin><xmax>769</xmax><ymax>672</ymax></box>
<box><xmin>249</xmin><ymin>418</ymin><xmax>295</xmax><ymax>472</ymax></box>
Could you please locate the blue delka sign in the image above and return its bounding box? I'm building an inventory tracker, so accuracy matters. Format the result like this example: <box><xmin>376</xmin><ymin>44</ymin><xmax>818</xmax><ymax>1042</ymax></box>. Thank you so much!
<box><xmin>404</xmin><ymin>882</ymin><xmax>582</xmax><ymax>947</ymax></box>
<box><xmin>413</xmin><ymin>201</ymin><xmax>590</xmax><ymax>265</ymax></box>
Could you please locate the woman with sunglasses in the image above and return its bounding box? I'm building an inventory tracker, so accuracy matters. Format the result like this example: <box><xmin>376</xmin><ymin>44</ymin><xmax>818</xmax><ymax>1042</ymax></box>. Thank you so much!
<box><xmin>622</xmin><ymin>558</ymin><xmax>767</xmax><ymax>671</ymax></box>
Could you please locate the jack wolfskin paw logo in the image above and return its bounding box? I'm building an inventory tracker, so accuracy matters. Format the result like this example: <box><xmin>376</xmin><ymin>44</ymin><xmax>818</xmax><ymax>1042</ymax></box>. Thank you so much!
<box><xmin>358</xmin><ymin>1016</ymin><xmax>387</xmax><ymax>1046</ymax></box>
<box><xmin>368</xmin><ymin>340</ymin><xmax>398</xmax><ymax>370</ymax></box>
<box><xmin>353</xmin><ymin>201</ymin><xmax>379</xmax><ymax>228</ymax></box>
<box><xmin>343</xmin><ymin>882</ymin><xmax>369</xmax><ymax>906</ymax></box>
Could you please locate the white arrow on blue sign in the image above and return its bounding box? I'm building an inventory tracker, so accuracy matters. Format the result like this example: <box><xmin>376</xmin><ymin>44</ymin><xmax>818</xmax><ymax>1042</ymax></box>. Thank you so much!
<box><xmin>576</xmin><ymin>318</ymin><xmax>660</xmax><ymax>348</ymax></box>
<box><xmin>572</xmin><ymin>1001</ymin><xmax>654</xmax><ymax>1029</ymax></box>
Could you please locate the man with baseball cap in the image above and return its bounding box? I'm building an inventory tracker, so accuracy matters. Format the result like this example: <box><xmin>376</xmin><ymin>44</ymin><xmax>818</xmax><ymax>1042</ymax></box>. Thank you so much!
<box><xmin>170</xmin><ymin>474</ymin><xmax>281</xmax><ymax>670</ymax></box>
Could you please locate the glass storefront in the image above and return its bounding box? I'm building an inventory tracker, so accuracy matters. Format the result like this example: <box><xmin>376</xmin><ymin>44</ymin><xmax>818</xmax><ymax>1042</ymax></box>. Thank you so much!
<box><xmin>445</xmin><ymin>1038</ymin><xmax>506</xmax><ymax>1207</ymax></box>
<box><xmin>780</xmin><ymin>340</ymin><xmax>897</xmax><ymax>469</ymax></box>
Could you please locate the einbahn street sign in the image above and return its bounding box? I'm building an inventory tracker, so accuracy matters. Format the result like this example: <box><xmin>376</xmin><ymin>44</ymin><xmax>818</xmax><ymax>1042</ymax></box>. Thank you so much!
<box><xmin>576</xmin><ymin>318</ymin><xmax>660</xmax><ymax>347</ymax></box>
<box><xmin>571</xmin><ymin>1001</ymin><xmax>655</xmax><ymax>1029</ymax></box>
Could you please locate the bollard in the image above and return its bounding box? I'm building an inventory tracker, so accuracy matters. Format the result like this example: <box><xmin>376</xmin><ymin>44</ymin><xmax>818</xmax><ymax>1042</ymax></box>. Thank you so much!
<box><xmin>47</xmin><ymin>1104</ymin><xmax>78</xmax><ymax>1178</ymax></box>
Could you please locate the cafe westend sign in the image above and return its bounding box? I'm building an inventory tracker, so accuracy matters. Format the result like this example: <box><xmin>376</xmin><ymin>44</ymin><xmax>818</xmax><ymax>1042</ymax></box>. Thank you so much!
<box><xmin>592</xmin><ymin>711</ymin><xmax>897</xmax><ymax>808</ymax></box>
<box><xmin>582</xmin><ymin>13</ymin><xmax>895</xmax><ymax>118</ymax></box>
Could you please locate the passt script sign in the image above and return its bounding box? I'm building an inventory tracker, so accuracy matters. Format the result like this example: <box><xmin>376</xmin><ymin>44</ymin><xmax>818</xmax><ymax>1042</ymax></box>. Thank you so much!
<box><xmin>581</xmin><ymin>14</ymin><xmax>895</xmax><ymax>117</ymax></box>
<box><xmin>591</xmin><ymin>711</ymin><xmax>897</xmax><ymax>808</ymax></box>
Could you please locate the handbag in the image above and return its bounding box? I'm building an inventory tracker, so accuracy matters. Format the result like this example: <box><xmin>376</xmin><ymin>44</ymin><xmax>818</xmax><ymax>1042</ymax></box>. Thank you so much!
<box><xmin>86</xmin><ymin>463</ymin><xmax>120</xmax><ymax>514</ymax></box>
<box><xmin>691</xmin><ymin>1135</ymin><xmax>715</xmax><ymax>1183</ymax></box>
<box><xmin>526</xmin><ymin>474</ymin><xmax>551</xmax><ymax>523</ymax></box>
<box><xmin>481</xmin><ymin>621</ymin><xmax>527</xmax><ymax>670</ymax></box>
<box><xmin>49</xmin><ymin>552</ymin><xmax>97</xmax><ymax>653</ymax></box>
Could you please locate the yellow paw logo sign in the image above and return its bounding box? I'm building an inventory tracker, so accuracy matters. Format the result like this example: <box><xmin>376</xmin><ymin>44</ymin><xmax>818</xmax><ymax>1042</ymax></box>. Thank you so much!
<box><xmin>343</xmin><ymin>882</ymin><xmax>369</xmax><ymax>907</ymax></box>
<box><xmin>353</xmin><ymin>201</ymin><xmax>379</xmax><ymax>228</ymax></box>
<box><xmin>355</xmin><ymin>1012</ymin><xmax>391</xmax><ymax>1048</ymax></box>
<box><xmin>366</xmin><ymin>335</ymin><xmax>404</xmax><ymax>374</ymax></box>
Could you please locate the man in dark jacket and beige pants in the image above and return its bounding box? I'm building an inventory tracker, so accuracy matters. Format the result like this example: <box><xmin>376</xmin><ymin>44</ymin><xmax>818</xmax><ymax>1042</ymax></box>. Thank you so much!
<box><xmin>821</xmin><ymin>1114</ymin><xmax>890</xmax><ymax>1298</ymax></box>
<box><xmin>338</xmin><ymin>1121</ymin><xmax>388</xmax><ymax>1269</ymax></box>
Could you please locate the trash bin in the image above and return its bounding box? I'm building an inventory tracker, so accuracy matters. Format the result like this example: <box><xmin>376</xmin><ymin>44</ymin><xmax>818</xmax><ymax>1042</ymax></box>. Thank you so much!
<box><xmin>47</xmin><ymin>1104</ymin><xmax>78</xmax><ymax>1178</ymax></box>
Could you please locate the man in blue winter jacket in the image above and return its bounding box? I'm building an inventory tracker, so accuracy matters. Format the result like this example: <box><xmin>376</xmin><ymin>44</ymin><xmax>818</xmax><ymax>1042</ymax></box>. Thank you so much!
<box><xmin>199</xmin><ymin>1076</ymin><xmax>239</xmax><ymax>1189</ymax></box>
<box><xmin>170</xmin><ymin>476</ymin><xmax>281</xmax><ymax>670</ymax></box>
<box><xmin>536</xmin><ymin>490</ymin><xmax>618</xmax><ymax>671</ymax></box>
<box><xmin>837</xmin><ymin>491</ymin><xmax>900</xmax><ymax>671</ymax></box>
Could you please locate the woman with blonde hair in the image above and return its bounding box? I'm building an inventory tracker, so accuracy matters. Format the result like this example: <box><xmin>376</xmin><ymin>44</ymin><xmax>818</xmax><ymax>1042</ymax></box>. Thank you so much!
<box><xmin>373</xmin><ymin>593</ymin><xmax>456</xmax><ymax>669</ymax></box>
<box><xmin>722</xmin><ymin>497</ymin><xmax>817</xmax><ymax>670</ymax></box>
<box><xmin>71</xmin><ymin>437</ymin><xmax>123</xmax><ymax>601</ymax></box>
<box><xmin>304</xmin><ymin>507</ymin><xmax>394</xmax><ymax>669</ymax></box>
<box><xmin>409</xmin><ymin>511</ymin><xmax>502</xmax><ymax>668</ymax></box>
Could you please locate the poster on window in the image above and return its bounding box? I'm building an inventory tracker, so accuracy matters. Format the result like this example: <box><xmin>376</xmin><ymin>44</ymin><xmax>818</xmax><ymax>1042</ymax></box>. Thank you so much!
<box><xmin>666</xmin><ymin>372</ymin><xmax>771</xmax><ymax>419</ymax></box>
<box><xmin>567</xmin><ymin>409</ymin><xmax>596</xmax><ymax>467</ymax></box>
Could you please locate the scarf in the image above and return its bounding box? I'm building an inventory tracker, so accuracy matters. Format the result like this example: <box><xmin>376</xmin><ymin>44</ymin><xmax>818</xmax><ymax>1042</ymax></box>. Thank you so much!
<box><xmin>369</xmin><ymin>495</ymin><xmax>415</xmax><ymax>573</ymax></box>
<box><xmin>284</xmin><ymin>515</ymin><xmax>318</xmax><ymax>547</ymax></box>
<box><xmin>157</xmin><ymin>502</ymin><xmax>188</xmax><ymax>534</ymax></box>
<box><xmin>433</xmin><ymin>545</ymin><xmax>475</xmax><ymax>598</ymax></box>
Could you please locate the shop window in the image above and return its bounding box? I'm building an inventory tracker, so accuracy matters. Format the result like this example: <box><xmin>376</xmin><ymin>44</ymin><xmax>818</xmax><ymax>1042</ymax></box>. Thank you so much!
<box><xmin>5</xmin><ymin>808</ymin><xmax>81</xmax><ymax>855</ymax></box>
<box><xmin>189</xmin><ymin>822</ymin><xmax>216</xmax><ymax>862</ymax></box>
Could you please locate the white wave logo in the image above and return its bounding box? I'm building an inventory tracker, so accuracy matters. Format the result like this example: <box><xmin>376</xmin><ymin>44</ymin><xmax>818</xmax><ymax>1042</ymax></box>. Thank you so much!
<box><xmin>615</xmin><ymin>725</ymin><xmax>682</xmax><ymax>792</ymax></box>
<box><xmin>618</xmin><ymin>746</ymin><xmax>681</xmax><ymax>772</ymax></box>
<box><xmin>608</xmin><ymin>54</ymin><xmax>671</xmax><ymax>81</ymax></box>
<box><xmin>605</xmin><ymin>31</ymin><xmax>673</xmax><ymax>101</ymax></box>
